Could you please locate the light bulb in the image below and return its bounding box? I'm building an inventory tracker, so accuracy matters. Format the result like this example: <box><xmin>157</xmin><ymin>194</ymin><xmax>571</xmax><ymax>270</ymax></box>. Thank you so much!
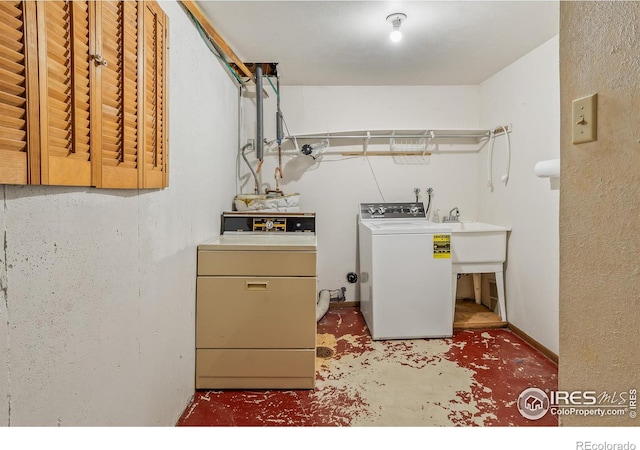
<box><xmin>387</xmin><ymin>13</ymin><xmax>406</xmax><ymax>43</ymax></box>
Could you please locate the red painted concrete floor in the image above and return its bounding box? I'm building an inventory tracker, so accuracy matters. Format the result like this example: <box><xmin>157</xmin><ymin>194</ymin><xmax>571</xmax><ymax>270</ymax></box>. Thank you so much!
<box><xmin>178</xmin><ymin>307</ymin><xmax>558</xmax><ymax>426</ymax></box>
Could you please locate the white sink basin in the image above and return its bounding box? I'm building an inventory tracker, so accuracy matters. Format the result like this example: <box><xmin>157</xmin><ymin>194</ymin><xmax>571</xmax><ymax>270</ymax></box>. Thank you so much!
<box><xmin>446</xmin><ymin>222</ymin><xmax>511</xmax><ymax>264</ymax></box>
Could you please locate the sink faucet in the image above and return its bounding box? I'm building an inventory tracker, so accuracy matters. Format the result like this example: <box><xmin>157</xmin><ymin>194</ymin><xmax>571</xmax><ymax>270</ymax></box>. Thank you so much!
<box><xmin>444</xmin><ymin>207</ymin><xmax>460</xmax><ymax>222</ymax></box>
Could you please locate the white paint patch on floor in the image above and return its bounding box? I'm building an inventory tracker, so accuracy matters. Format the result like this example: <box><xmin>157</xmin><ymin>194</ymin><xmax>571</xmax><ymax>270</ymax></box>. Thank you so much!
<box><xmin>314</xmin><ymin>333</ymin><xmax>498</xmax><ymax>426</ymax></box>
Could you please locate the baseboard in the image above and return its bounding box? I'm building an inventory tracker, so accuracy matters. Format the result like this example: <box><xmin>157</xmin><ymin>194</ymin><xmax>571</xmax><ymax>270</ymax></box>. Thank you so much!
<box><xmin>326</xmin><ymin>303</ymin><xmax>558</xmax><ymax>365</ymax></box>
<box><xmin>329</xmin><ymin>300</ymin><xmax>360</xmax><ymax>309</ymax></box>
<box><xmin>507</xmin><ymin>322</ymin><xmax>558</xmax><ymax>364</ymax></box>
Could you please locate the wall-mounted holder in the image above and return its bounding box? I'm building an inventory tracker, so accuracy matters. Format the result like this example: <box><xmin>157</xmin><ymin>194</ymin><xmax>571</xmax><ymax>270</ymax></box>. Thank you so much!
<box><xmin>486</xmin><ymin>124</ymin><xmax>512</xmax><ymax>189</ymax></box>
<box><xmin>535</xmin><ymin>158</ymin><xmax>560</xmax><ymax>190</ymax></box>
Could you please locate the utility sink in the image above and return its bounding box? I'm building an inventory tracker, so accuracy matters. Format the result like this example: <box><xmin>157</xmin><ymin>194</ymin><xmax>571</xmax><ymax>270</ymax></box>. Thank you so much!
<box><xmin>445</xmin><ymin>221</ymin><xmax>511</xmax><ymax>322</ymax></box>
<box><xmin>446</xmin><ymin>222</ymin><xmax>511</xmax><ymax>264</ymax></box>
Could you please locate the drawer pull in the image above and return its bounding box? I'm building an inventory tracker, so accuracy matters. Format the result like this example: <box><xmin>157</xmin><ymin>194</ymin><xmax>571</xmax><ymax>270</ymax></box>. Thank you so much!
<box><xmin>245</xmin><ymin>281</ymin><xmax>269</xmax><ymax>291</ymax></box>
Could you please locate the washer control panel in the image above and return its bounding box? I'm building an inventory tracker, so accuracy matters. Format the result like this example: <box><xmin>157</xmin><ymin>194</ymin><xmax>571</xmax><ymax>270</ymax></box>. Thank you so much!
<box><xmin>359</xmin><ymin>202</ymin><xmax>426</xmax><ymax>219</ymax></box>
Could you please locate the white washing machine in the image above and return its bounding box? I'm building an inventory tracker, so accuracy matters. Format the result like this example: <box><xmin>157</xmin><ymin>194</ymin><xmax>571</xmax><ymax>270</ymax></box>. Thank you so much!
<box><xmin>358</xmin><ymin>202</ymin><xmax>452</xmax><ymax>340</ymax></box>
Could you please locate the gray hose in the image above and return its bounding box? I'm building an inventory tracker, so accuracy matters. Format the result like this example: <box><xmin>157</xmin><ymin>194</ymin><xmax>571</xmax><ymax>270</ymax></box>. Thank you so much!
<box><xmin>241</xmin><ymin>142</ymin><xmax>259</xmax><ymax>194</ymax></box>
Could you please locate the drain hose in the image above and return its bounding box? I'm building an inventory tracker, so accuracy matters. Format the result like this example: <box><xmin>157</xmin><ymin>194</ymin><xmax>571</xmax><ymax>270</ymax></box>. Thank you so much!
<box><xmin>316</xmin><ymin>290</ymin><xmax>330</xmax><ymax>322</ymax></box>
<box><xmin>317</xmin><ymin>288</ymin><xmax>346</xmax><ymax>322</ymax></box>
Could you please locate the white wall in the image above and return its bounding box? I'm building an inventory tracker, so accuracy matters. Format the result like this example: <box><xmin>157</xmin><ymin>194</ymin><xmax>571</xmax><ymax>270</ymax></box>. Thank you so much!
<box><xmin>0</xmin><ymin>1</ymin><xmax>238</xmax><ymax>425</ymax></box>
<box><xmin>239</xmin><ymin>40</ymin><xmax>560</xmax><ymax>355</ymax></box>
<box><xmin>478</xmin><ymin>36</ymin><xmax>560</xmax><ymax>354</ymax></box>
<box><xmin>240</xmin><ymin>86</ymin><xmax>481</xmax><ymax>299</ymax></box>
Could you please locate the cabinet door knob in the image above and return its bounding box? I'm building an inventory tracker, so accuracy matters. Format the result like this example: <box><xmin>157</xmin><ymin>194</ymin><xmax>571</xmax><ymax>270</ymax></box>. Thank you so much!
<box><xmin>90</xmin><ymin>54</ymin><xmax>108</xmax><ymax>67</ymax></box>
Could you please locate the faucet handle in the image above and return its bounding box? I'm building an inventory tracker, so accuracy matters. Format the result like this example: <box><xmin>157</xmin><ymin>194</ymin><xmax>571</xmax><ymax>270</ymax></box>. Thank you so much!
<box><xmin>447</xmin><ymin>206</ymin><xmax>460</xmax><ymax>222</ymax></box>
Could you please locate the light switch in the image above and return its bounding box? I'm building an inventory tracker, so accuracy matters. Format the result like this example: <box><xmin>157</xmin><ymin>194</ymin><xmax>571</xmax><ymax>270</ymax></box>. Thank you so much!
<box><xmin>572</xmin><ymin>93</ymin><xmax>597</xmax><ymax>144</ymax></box>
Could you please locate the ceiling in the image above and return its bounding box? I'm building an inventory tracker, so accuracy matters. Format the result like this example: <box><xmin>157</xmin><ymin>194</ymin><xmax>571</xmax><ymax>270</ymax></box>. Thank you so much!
<box><xmin>195</xmin><ymin>1</ymin><xmax>559</xmax><ymax>86</ymax></box>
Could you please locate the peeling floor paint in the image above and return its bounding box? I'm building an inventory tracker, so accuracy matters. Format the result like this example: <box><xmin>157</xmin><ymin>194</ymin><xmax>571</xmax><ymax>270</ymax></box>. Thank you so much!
<box><xmin>178</xmin><ymin>307</ymin><xmax>558</xmax><ymax>426</ymax></box>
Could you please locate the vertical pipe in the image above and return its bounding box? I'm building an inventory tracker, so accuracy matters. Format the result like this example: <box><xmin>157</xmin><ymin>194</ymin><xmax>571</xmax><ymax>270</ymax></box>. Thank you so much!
<box><xmin>276</xmin><ymin>75</ymin><xmax>283</xmax><ymax>144</ymax></box>
<box><xmin>276</xmin><ymin>111</ymin><xmax>283</xmax><ymax>144</ymax></box>
<box><xmin>256</xmin><ymin>65</ymin><xmax>264</xmax><ymax>160</ymax></box>
<box><xmin>275</xmin><ymin>75</ymin><xmax>283</xmax><ymax>190</ymax></box>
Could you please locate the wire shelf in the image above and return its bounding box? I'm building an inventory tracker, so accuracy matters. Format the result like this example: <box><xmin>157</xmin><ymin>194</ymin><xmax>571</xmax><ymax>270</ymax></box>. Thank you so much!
<box><xmin>390</xmin><ymin>136</ymin><xmax>431</xmax><ymax>165</ymax></box>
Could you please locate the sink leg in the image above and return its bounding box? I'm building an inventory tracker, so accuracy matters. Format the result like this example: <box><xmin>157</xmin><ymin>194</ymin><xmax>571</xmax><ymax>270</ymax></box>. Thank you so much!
<box><xmin>472</xmin><ymin>273</ymin><xmax>482</xmax><ymax>305</ymax></box>
<box><xmin>452</xmin><ymin>272</ymin><xmax>458</xmax><ymax>318</ymax></box>
<box><xmin>495</xmin><ymin>270</ymin><xmax>507</xmax><ymax>322</ymax></box>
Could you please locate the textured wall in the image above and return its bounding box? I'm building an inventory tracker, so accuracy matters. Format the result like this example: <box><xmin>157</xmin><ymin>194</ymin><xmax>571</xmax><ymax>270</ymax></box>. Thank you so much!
<box><xmin>479</xmin><ymin>36</ymin><xmax>560</xmax><ymax>354</ymax></box>
<box><xmin>559</xmin><ymin>1</ymin><xmax>640</xmax><ymax>426</ymax></box>
<box><xmin>0</xmin><ymin>1</ymin><xmax>238</xmax><ymax>425</ymax></box>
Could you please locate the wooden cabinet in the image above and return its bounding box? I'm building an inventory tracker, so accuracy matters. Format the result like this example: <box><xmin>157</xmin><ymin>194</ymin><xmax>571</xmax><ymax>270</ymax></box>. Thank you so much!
<box><xmin>0</xmin><ymin>0</ymin><xmax>168</xmax><ymax>188</ymax></box>
<box><xmin>37</xmin><ymin>0</ymin><xmax>93</xmax><ymax>186</ymax></box>
<box><xmin>95</xmin><ymin>0</ymin><xmax>144</xmax><ymax>189</ymax></box>
<box><xmin>142</xmin><ymin>1</ymin><xmax>168</xmax><ymax>189</ymax></box>
<box><xmin>0</xmin><ymin>1</ymin><xmax>39</xmax><ymax>185</ymax></box>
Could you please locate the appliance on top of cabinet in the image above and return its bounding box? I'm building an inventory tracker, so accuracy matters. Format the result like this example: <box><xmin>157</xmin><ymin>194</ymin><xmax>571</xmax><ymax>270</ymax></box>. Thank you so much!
<box><xmin>195</xmin><ymin>211</ymin><xmax>318</xmax><ymax>389</ymax></box>
<box><xmin>220</xmin><ymin>211</ymin><xmax>316</xmax><ymax>234</ymax></box>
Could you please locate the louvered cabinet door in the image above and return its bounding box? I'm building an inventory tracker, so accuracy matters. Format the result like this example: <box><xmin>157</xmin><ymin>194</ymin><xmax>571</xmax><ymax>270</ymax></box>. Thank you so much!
<box><xmin>142</xmin><ymin>1</ymin><xmax>168</xmax><ymax>189</ymax></box>
<box><xmin>0</xmin><ymin>1</ymin><xmax>38</xmax><ymax>185</ymax></box>
<box><xmin>36</xmin><ymin>0</ymin><xmax>93</xmax><ymax>186</ymax></box>
<box><xmin>94</xmin><ymin>0</ymin><xmax>142</xmax><ymax>189</ymax></box>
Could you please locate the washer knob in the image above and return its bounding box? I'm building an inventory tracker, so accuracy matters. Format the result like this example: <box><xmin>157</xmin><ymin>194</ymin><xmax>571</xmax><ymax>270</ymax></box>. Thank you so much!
<box><xmin>368</xmin><ymin>206</ymin><xmax>376</xmax><ymax>215</ymax></box>
<box><xmin>409</xmin><ymin>206</ymin><xmax>419</xmax><ymax>215</ymax></box>
<box><xmin>378</xmin><ymin>206</ymin><xmax>386</xmax><ymax>215</ymax></box>
<box><xmin>265</xmin><ymin>220</ymin><xmax>274</xmax><ymax>230</ymax></box>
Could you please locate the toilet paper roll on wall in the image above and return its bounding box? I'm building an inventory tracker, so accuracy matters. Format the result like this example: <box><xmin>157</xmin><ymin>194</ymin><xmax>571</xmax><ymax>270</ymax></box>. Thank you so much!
<box><xmin>534</xmin><ymin>159</ymin><xmax>560</xmax><ymax>178</ymax></box>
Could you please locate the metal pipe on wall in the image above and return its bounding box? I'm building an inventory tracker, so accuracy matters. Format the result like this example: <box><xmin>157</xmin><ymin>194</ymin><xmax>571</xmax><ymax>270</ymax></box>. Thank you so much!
<box><xmin>276</xmin><ymin>111</ymin><xmax>283</xmax><ymax>143</ymax></box>
<box><xmin>275</xmin><ymin>75</ymin><xmax>284</xmax><ymax>190</ymax></box>
<box><xmin>276</xmin><ymin>75</ymin><xmax>283</xmax><ymax>144</ymax></box>
<box><xmin>256</xmin><ymin>65</ymin><xmax>264</xmax><ymax>160</ymax></box>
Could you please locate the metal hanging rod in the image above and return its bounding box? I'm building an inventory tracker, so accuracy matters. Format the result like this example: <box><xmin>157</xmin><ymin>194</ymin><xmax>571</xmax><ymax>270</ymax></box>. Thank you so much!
<box><xmin>286</xmin><ymin>135</ymin><xmax>489</xmax><ymax>140</ymax></box>
<box><xmin>285</xmin><ymin>125</ymin><xmax>510</xmax><ymax>141</ymax></box>
<box><xmin>285</xmin><ymin>132</ymin><xmax>491</xmax><ymax>140</ymax></box>
<box><xmin>277</xmin><ymin>127</ymin><xmax>512</xmax><ymax>157</ymax></box>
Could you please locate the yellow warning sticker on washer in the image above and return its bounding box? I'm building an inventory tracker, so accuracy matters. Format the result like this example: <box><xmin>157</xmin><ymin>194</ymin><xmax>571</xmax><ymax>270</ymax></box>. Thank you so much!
<box><xmin>433</xmin><ymin>234</ymin><xmax>451</xmax><ymax>259</ymax></box>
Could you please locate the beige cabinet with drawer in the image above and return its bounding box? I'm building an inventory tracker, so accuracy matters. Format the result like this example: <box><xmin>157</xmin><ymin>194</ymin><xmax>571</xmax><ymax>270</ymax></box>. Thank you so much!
<box><xmin>196</xmin><ymin>237</ymin><xmax>317</xmax><ymax>389</ymax></box>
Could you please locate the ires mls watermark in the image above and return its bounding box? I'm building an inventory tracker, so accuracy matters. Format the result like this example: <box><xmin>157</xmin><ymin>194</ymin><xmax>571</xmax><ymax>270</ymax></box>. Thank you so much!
<box><xmin>517</xmin><ymin>387</ymin><xmax>637</xmax><ymax>420</ymax></box>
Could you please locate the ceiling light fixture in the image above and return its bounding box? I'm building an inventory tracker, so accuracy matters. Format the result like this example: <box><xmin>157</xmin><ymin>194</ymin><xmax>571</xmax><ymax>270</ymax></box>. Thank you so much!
<box><xmin>386</xmin><ymin>13</ymin><xmax>407</xmax><ymax>43</ymax></box>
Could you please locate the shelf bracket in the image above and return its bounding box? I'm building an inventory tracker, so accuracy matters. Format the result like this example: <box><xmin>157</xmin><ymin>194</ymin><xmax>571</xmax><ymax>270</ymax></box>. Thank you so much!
<box><xmin>363</xmin><ymin>131</ymin><xmax>370</xmax><ymax>155</ymax></box>
<box><xmin>492</xmin><ymin>124</ymin><xmax>512</xmax><ymax>136</ymax></box>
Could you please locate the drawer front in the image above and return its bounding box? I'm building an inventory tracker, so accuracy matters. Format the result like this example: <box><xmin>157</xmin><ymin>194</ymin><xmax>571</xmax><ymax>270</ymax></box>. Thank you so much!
<box><xmin>198</xmin><ymin>250</ymin><xmax>316</xmax><ymax>276</ymax></box>
<box><xmin>196</xmin><ymin>276</ymin><xmax>317</xmax><ymax>348</ymax></box>
<box><xmin>196</xmin><ymin>349</ymin><xmax>316</xmax><ymax>389</ymax></box>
